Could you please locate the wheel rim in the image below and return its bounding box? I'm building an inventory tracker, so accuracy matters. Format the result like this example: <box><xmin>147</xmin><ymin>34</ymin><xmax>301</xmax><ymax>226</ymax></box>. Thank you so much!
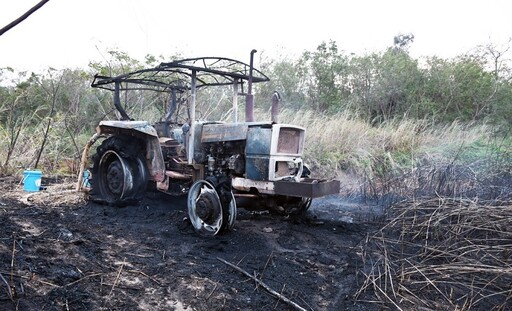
<box><xmin>188</xmin><ymin>180</ymin><xmax>223</xmax><ymax>236</ymax></box>
<box><xmin>106</xmin><ymin>160</ymin><xmax>124</xmax><ymax>195</ymax></box>
<box><xmin>98</xmin><ymin>150</ymin><xmax>134</xmax><ymax>201</ymax></box>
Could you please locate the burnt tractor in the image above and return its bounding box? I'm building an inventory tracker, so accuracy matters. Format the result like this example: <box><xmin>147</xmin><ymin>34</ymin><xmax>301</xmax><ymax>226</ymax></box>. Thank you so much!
<box><xmin>77</xmin><ymin>51</ymin><xmax>340</xmax><ymax>236</ymax></box>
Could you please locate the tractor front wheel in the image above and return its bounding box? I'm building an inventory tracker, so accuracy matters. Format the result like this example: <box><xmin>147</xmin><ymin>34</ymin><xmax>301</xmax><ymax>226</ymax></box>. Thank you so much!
<box><xmin>187</xmin><ymin>180</ymin><xmax>236</xmax><ymax>236</ymax></box>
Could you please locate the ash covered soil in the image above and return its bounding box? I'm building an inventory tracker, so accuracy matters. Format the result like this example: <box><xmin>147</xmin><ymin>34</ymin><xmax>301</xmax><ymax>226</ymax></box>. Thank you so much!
<box><xmin>0</xmin><ymin>176</ymin><xmax>383</xmax><ymax>311</ymax></box>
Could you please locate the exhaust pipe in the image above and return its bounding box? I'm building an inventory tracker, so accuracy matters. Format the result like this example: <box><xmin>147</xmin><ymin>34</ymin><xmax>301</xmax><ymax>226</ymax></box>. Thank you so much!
<box><xmin>245</xmin><ymin>49</ymin><xmax>257</xmax><ymax>122</ymax></box>
<box><xmin>271</xmin><ymin>91</ymin><xmax>280</xmax><ymax>123</ymax></box>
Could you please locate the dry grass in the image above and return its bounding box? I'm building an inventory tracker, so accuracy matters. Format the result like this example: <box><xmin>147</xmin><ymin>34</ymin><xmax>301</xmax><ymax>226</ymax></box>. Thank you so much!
<box><xmin>355</xmin><ymin>198</ymin><xmax>512</xmax><ymax>310</ymax></box>
<box><xmin>270</xmin><ymin>109</ymin><xmax>509</xmax><ymax>200</ymax></box>
<box><xmin>273</xmin><ymin>110</ymin><xmax>493</xmax><ymax>172</ymax></box>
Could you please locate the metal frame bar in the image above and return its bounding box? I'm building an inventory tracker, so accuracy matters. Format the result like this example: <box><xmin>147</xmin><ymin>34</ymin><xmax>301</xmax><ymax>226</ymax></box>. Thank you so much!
<box><xmin>91</xmin><ymin>56</ymin><xmax>269</xmax><ymax>92</ymax></box>
<box><xmin>92</xmin><ymin>56</ymin><xmax>269</xmax><ymax>121</ymax></box>
<box><xmin>187</xmin><ymin>70</ymin><xmax>197</xmax><ymax>164</ymax></box>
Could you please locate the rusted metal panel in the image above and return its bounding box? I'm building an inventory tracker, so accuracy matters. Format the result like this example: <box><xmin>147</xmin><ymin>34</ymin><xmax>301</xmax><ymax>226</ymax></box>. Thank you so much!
<box><xmin>231</xmin><ymin>177</ymin><xmax>275</xmax><ymax>195</ymax></box>
<box><xmin>277</xmin><ymin>128</ymin><xmax>302</xmax><ymax>154</ymax></box>
<box><xmin>246</xmin><ymin>127</ymin><xmax>272</xmax><ymax>155</ymax></box>
<box><xmin>245</xmin><ymin>155</ymin><xmax>270</xmax><ymax>181</ymax></box>
<box><xmin>201</xmin><ymin>123</ymin><xmax>248</xmax><ymax>143</ymax></box>
<box><xmin>146</xmin><ymin>136</ymin><xmax>166</xmax><ymax>182</ymax></box>
<box><xmin>274</xmin><ymin>179</ymin><xmax>340</xmax><ymax>198</ymax></box>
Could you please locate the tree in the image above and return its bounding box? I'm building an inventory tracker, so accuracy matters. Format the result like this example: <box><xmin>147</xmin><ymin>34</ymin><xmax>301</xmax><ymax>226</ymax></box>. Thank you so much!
<box><xmin>33</xmin><ymin>69</ymin><xmax>63</xmax><ymax>169</ymax></box>
<box><xmin>257</xmin><ymin>56</ymin><xmax>306</xmax><ymax>111</ymax></box>
<box><xmin>348</xmin><ymin>53</ymin><xmax>379</xmax><ymax>118</ymax></box>
<box><xmin>477</xmin><ymin>38</ymin><xmax>511</xmax><ymax>80</ymax></box>
<box><xmin>0</xmin><ymin>71</ymin><xmax>45</xmax><ymax>170</ymax></box>
<box><xmin>298</xmin><ymin>40</ymin><xmax>350</xmax><ymax>111</ymax></box>
<box><xmin>422</xmin><ymin>55</ymin><xmax>497</xmax><ymax>122</ymax></box>
<box><xmin>348</xmin><ymin>48</ymin><xmax>422</xmax><ymax>122</ymax></box>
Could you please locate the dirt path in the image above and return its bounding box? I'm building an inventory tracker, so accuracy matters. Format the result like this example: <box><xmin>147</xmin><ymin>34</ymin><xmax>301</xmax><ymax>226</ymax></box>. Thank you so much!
<box><xmin>0</xmin><ymin>177</ymin><xmax>381</xmax><ymax>310</ymax></box>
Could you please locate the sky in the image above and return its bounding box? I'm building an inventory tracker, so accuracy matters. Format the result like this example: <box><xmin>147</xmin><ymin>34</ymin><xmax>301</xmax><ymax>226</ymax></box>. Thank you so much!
<box><xmin>0</xmin><ymin>0</ymin><xmax>511</xmax><ymax>72</ymax></box>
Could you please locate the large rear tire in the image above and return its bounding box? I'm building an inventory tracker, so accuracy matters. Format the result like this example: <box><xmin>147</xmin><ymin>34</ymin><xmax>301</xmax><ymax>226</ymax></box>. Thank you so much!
<box><xmin>90</xmin><ymin>136</ymin><xmax>148</xmax><ymax>206</ymax></box>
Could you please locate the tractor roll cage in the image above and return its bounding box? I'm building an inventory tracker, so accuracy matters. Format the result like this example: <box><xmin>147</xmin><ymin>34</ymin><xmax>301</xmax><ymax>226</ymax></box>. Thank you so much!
<box><xmin>91</xmin><ymin>55</ymin><xmax>269</xmax><ymax>123</ymax></box>
<box><xmin>91</xmin><ymin>56</ymin><xmax>269</xmax><ymax>92</ymax></box>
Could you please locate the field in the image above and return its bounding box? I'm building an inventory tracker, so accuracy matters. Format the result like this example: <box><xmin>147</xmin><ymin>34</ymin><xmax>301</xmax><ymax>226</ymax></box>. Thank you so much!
<box><xmin>1</xmin><ymin>172</ymin><xmax>510</xmax><ymax>311</ymax></box>
<box><xmin>0</xmin><ymin>176</ymin><xmax>383</xmax><ymax>311</ymax></box>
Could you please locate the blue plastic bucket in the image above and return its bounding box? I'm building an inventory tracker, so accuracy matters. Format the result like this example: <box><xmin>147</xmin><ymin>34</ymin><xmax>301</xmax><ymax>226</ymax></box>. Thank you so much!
<box><xmin>82</xmin><ymin>170</ymin><xmax>91</xmax><ymax>188</ymax></box>
<box><xmin>23</xmin><ymin>170</ymin><xmax>42</xmax><ymax>192</ymax></box>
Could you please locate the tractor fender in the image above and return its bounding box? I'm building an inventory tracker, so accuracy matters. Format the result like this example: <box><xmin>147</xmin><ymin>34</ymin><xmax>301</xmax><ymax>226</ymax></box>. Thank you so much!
<box><xmin>96</xmin><ymin>120</ymin><xmax>166</xmax><ymax>182</ymax></box>
<box><xmin>97</xmin><ymin>120</ymin><xmax>158</xmax><ymax>136</ymax></box>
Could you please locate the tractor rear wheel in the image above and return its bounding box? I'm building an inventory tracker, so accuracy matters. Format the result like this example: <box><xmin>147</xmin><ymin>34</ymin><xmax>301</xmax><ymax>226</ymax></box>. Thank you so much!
<box><xmin>90</xmin><ymin>136</ymin><xmax>148</xmax><ymax>206</ymax></box>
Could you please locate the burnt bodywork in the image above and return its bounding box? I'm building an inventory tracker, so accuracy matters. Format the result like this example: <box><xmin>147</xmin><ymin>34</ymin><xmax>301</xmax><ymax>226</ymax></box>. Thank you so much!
<box><xmin>78</xmin><ymin>53</ymin><xmax>340</xmax><ymax>235</ymax></box>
